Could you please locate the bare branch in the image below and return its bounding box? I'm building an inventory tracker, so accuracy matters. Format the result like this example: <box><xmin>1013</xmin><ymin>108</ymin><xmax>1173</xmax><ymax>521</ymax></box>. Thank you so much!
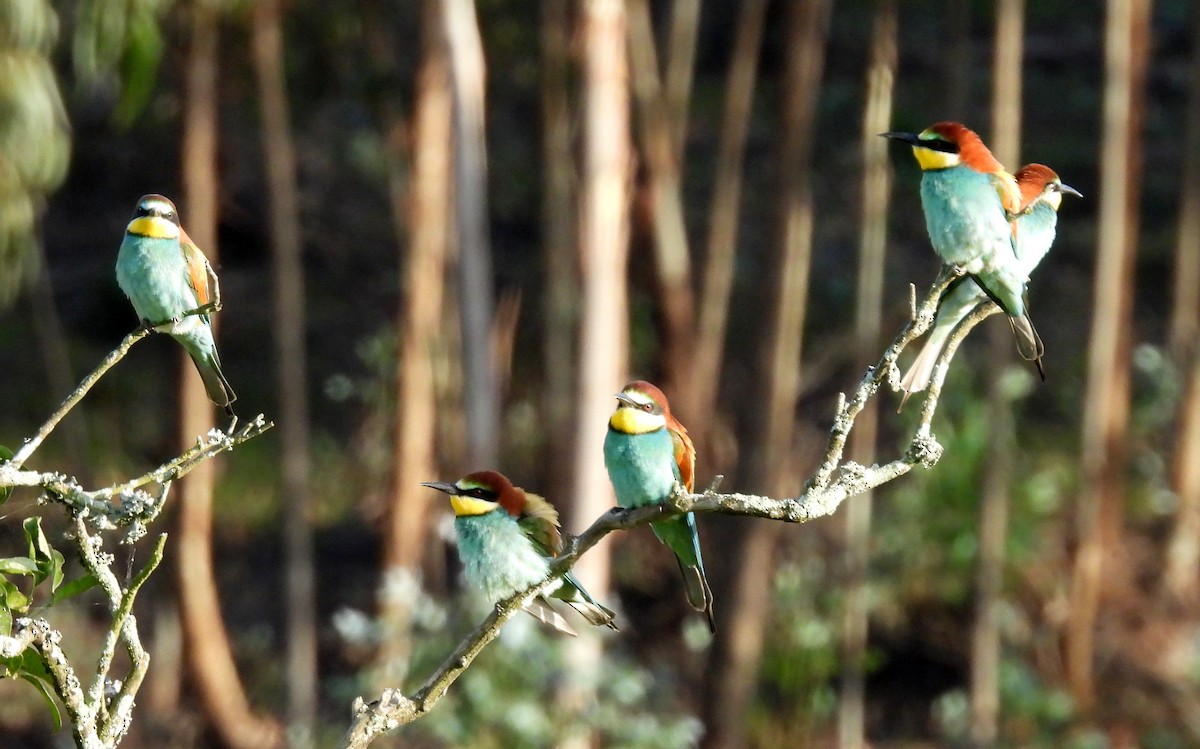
<box><xmin>338</xmin><ymin>267</ymin><xmax>1010</xmax><ymax>748</ymax></box>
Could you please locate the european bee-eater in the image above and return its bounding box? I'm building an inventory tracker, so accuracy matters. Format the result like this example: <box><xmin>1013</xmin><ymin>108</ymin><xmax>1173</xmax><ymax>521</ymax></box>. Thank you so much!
<box><xmin>115</xmin><ymin>194</ymin><xmax>236</xmax><ymax>413</ymax></box>
<box><xmin>899</xmin><ymin>164</ymin><xmax>1081</xmax><ymax>403</ymax></box>
<box><xmin>603</xmin><ymin>380</ymin><xmax>715</xmax><ymax>632</ymax></box>
<box><xmin>422</xmin><ymin>470</ymin><xmax>618</xmax><ymax>636</ymax></box>
<box><xmin>882</xmin><ymin>122</ymin><xmax>1042</xmax><ymax>367</ymax></box>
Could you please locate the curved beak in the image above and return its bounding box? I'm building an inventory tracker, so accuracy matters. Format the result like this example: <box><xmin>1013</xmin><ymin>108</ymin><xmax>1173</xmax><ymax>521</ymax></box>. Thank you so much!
<box><xmin>880</xmin><ymin>131</ymin><xmax>922</xmax><ymax>146</ymax></box>
<box><xmin>614</xmin><ymin>392</ymin><xmax>639</xmax><ymax>408</ymax></box>
<box><xmin>1058</xmin><ymin>182</ymin><xmax>1083</xmax><ymax>198</ymax></box>
<box><xmin>420</xmin><ymin>481</ymin><xmax>460</xmax><ymax>495</ymax></box>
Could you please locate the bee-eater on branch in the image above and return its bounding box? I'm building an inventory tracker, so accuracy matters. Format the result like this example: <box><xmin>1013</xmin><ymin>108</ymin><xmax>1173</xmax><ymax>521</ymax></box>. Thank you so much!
<box><xmin>422</xmin><ymin>470</ymin><xmax>618</xmax><ymax>636</ymax></box>
<box><xmin>899</xmin><ymin>163</ymin><xmax>1081</xmax><ymax>404</ymax></box>
<box><xmin>882</xmin><ymin>122</ymin><xmax>1044</xmax><ymax>373</ymax></box>
<box><xmin>116</xmin><ymin>194</ymin><xmax>236</xmax><ymax>415</ymax></box>
<box><xmin>604</xmin><ymin>380</ymin><xmax>715</xmax><ymax>633</ymax></box>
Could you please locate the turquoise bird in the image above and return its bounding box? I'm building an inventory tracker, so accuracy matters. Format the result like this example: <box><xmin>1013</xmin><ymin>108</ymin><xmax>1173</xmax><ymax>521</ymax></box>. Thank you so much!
<box><xmin>603</xmin><ymin>380</ymin><xmax>715</xmax><ymax>632</ymax></box>
<box><xmin>882</xmin><ymin>122</ymin><xmax>1043</xmax><ymax>370</ymax></box>
<box><xmin>899</xmin><ymin>164</ymin><xmax>1081</xmax><ymax>403</ymax></box>
<box><xmin>115</xmin><ymin>194</ymin><xmax>236</xmax><ymax>414</ymax></box>
<box><xmin>422</xmin><ymin>470</ymin><xmax>618</xmax><ymax>636</ymax></box>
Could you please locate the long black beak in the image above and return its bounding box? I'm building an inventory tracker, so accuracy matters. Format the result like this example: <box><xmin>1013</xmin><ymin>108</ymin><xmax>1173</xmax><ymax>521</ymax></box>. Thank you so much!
<box><xmin>880</xmin><ymin>131</ymin><xmax>922</xmax><ymax>146</ymax></box>
<box><xmin>614</xmin><ymin>392</ymin><xmax>638</xmax><ymax>408</ymax></box>
<box><xmin>1058</xmin><ymin>183</ymin><xmax>1083</xmax><ymax>198</ymax></box>
<box><xmin>420</xmin><ymin>481</ymin><xmax>460</xmax><ymax>495</ymax></box>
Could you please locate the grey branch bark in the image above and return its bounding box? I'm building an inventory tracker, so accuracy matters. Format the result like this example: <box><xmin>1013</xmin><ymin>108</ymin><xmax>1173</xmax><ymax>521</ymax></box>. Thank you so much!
<box><xmin>338</xmin><ymin>267</ymin><xmax>1000</xmax><ymax>748</ymax></box>
<box><xmin>0</xmin><ymin>330</ymin><xmax>273</xmax><ymax>748</ymax></box>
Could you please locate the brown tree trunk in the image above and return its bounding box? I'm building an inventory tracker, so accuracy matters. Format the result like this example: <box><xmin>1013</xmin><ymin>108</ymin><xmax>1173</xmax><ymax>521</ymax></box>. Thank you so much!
<box><xmin>376</xmin><ymin>0</ymin><xmax>451</xmax><ymax>687</ymax></box>
<box><xmin>969</xmin><ymin>2</ymin><xmax>1023</xmax><ymax>745</ymax></box>
<box><xmin>539</xmin><ymin>0</ymin><xmax>576</xmax><ymax>500</ymax></box>
<box><xmin>838</xmin><ymin>4</ymin><xmax>895</xmax><ymax>747</ymax></box>
<box><xmin>443</xmin><ymin>0</ymin><xmax>498</xmax><ymax>469</ymax></box>
<box><xmin>177</xmin><ymin>3</ymin><xmax>283</xmax><ymax>746</ymax></box>
<box><xmin>249</xmin><ymin>0</ymin><xmax>317</xmax><ymax>741</ymax></box>
<box><xmin>1066</xmin><ymin>0</ymin><xmax>1151</xmax><ymax>714</ymax></box>
<box><xmin>561</xmin><ymin>2</ymin><xmax>629</xmax><ymax>746</ymax></box>
<box><xmin>704</xmin><ymin>3</ymin><xmax>831</xmax><ymax>748</ymax></box>
<box><xmin>627</xmin><ymin>0</ymin><xmax>694</xmax><ymax>396</ymax></box>
<box><xmin>664</xmin><ymin>0</ymin><xmax>698</xmax><ymax>164</ymax></box>
<box><xmin>1164</xmin><ymin>3</ymin><xmax>1200</xmax><ymax>603</ymax></box>
<box><xmin>683</xmin><ymin>0</ymin><xmax>767</xmax><ymax>440</ymax></box>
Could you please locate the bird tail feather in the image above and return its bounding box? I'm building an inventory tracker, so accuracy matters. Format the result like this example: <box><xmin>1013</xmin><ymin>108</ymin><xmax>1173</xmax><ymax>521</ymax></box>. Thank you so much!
<box><xmin>522</xmin><ymin>597</ymin><xmax>578</xmax><ymax>637</ymax></box>
<box><xmin>554</xmin><ymin>573</ymin><xmax>619</xmax><ymax>630</ymax></box>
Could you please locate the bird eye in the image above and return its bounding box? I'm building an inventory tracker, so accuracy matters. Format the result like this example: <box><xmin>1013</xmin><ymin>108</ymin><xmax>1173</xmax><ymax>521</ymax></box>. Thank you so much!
<box><xmin>641</xmin><ymin>402</ymin><xmax>653</xmax><ymax>412</ymax></box>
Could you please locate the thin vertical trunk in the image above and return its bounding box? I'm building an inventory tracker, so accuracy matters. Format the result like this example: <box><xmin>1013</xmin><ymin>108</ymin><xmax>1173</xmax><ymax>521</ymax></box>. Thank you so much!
<box><xmin>1164</xmin><ymin>4</ymin><xmax>1200</xmax><ymax>602</ymax></box>
<box><xmin>1168</xmin><ymin>3</ymin><xmax>1200</xmax><ymax>359</ymax></box>
<box><xmin>562</xmin><ymin>2</ymin><xmax>629</xmax><ymax>746</ymax></box>
<box><xmin>250</xmin><ymin>0</ymin><xmax>316</xmax><ymax>740</ymax></box>
<box><xmin>970</xmin><ymin>2</ymin><xmax>1023</xmax><ymax>745</ymax></box>
<box><xmin>1067</xmin><ymin>0</ymin><xmax>1151</xmax><ymax>714</ymax></box>
<box><xmin>683</xmin><ymin>0</ymin><xmax>767</xmax><ymax>438</ymax></box>
<box><xmin>443</xmin><ymin>0</ymin><xmax>498</xmax><ymax>468</ymax></box>
<box><xmin>838</xmin><ymin>4</ymin><xmax>895</xmax><ymax>747</ymax></box>
<box><xmin>177</xmin><ymin>4</ymin><xmax>283</xmax><ymax>747</ymax></box>
<box><xmin>540</xmin><ymin>0</ymin><xmax>576</xmax><ymax>500</ymax></box>
<box><xmin>704</xmin><ymin>3</ymin><xmax>832</xmax><ymax>748</ymax></box>
<box><xmin>942</xmin><ymin>0</ymin><xmax>971</xmax><ymax>120</ymax></box>
<box><xmin>627</xmin><ymin>0</ymin><xmax>694</xmax><ymax>396</ymax></box>
<box><xmin>664</xmin><ymin>0</ymin><xmax>698</xmax><ymax>164</ymax></box>
<box><xmin>377</xmin><ymin>0</ymin><xmax>451</xmax><ymax>687</ymax></box>
<box><xmin>1166</xmin><ymin>355</ymin><xmax>1200</xmax><ymax>601</ymax></box>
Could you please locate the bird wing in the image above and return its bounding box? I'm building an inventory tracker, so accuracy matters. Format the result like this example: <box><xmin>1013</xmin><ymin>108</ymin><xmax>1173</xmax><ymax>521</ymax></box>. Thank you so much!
<box><xmin>179</xmin><ymin>228</ymin><xmax>218</xmax><ymax>309</ymax></box>
<box><xmin>518</xmin><ymin>492</ymin><xmax>564</xmax><ymax>557</ymax></box>
<box><xmin>989</xmin><ymin>170</ymin><xmax>1022</xmax><ymax>218</ymax></box>
<box><xmin>668</xmin><ymin>419</ymin><xmax>696</xmax><ymax>492</ymax></box>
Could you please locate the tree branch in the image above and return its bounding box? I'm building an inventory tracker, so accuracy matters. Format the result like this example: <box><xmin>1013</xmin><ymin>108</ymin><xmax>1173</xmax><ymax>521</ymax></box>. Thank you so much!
<box><xmin>339</xmin><ymin>267</ymin><xmax>1014</xmax><ymax>748</ymax></box>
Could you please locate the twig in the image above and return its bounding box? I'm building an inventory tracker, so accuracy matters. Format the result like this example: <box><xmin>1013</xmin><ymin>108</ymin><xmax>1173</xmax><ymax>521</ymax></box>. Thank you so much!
<box><xmin>9</xmin><ymin>330</ymin><xmax>149</xmax><ymax>469</ymax></box>
<box><xmin>338</xmin><ymin>266</ymin><xmax>991</xmax><ymax>749</ymax></box>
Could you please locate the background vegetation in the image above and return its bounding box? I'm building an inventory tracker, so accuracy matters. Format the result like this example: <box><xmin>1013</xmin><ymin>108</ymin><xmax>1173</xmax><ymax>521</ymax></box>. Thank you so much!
<box><xmin>0</xmin><ymin>0</ymin><xmax>1195</xmax><ymax>747</ymax></box>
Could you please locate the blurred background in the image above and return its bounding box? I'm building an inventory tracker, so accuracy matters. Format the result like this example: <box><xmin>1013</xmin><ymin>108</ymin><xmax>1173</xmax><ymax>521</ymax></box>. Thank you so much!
<box><xmin>0</xmin><ymin>0</ymin><xmax>1193</xmax><ymax>746</ymax></box>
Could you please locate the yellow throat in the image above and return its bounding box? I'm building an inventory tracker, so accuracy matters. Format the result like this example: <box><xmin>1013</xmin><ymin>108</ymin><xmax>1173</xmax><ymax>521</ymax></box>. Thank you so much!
<box><xmin>912</xmin><ymin>145</ymin><xmax>961</xmax><ymax>171</ymax></box>
<box><xmin>450</xmin><ymin>495</ymin><xmax>498</xmax><ymax>517</ymax></box>
<box><xmin>126</xmin><ymin>216</ymin><xmax>181</xmax><ymax>240</ymax></box>
<box><xmin>609</xmin><ymin>406</ymin><xmax>666</xmax><ymax>435</ymax></box>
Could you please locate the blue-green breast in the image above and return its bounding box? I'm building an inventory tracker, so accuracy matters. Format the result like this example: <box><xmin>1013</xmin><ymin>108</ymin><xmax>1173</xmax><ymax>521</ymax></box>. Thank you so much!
<box><xmin>603</xmin><ymin>427</ymin><xmax>679</xmax><ymax>509</ymax></box>
<box><xmin>454</xmin><ymin>511</ymin><xmax>550</xmax><ymax>601</ymax></box>
<box><xmin>1014</xmin><ymin>201</ymin><xmax>1058</xmax><ymax>276</ymax></box>
<box><xmin>920</xmin><ymin>166</ymin><xmax>1013</xmax><ymax>268</ymax></box>
<box><xmin>116</xmin><ymin>234</ymin><xmax>200</xmax><ymax>325</ymax></box>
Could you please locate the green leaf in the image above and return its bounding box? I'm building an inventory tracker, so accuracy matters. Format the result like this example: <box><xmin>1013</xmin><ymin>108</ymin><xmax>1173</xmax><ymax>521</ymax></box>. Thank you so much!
<box><xmin>0</xmin><ymin>606</ymin><xmax>11</xmax><ymax>637</ymax></box>
<box><xmin>0</xmin><ymin>579</ymin><xmax>30</xmax><ymax>613</ymax></box>
<box><xmin>0</xmin><ymin>445</ymin><xmax>12</xmax><ymax>504</ymax></box>
<box><xmin>0</xmin><ymin>557</ymin><xmax>39</xmax><ymax>576</ymax></box>
<box><xmin>23</xmin><ymin>517</ymin><xmax>53</xmax><ymax>562</ymax></box>
<box><xmin>18</xmin><ymin>672</ymin><xmax>61</xmax><ymax>731</ymax></box>
<box><xmin>46</xmin><ymin>549</ymin><xmax>64</xmax><ymax>593</ymax></box>
<box><xmin>49</xmin><ymin>573</ymin><xmax>99</xmax><ymax>605</ymax></box>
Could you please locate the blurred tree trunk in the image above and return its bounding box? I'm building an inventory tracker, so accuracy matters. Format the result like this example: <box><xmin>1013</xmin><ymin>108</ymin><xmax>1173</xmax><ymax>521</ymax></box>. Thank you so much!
<box><xmin>443</xmin><ymin>0</ymin><xmax>498</xmax><ymax>468</ymax></box>
<box><xmin>1164</xmin><ymin>3</ymin><xmax>1200</xmax><ymax>603</ymax></box>
<box><xmin>970</xmin><ymin>2</ymin><xmax>1023</xmax><ymax>746</ymax></box>
<box><xmin>250</xmin><ymin>0</ymin><xmax>317</xmax><ymax>741</ymax></box>
<box><xmin>1067</xmin><ymin>0</ymin><xmax>1151</xmax><ymax>714</ymax></box>
<box><xmin>540</xmin><ymin>0</ymin><xmax>576</xmax><ymax>500</ymax></box>
<box><xmin>682</xmin><ymin>0</ymin><xmax>766</xmax><ymax>441</ymax></box>
<box><xmin>1168</xmin><ymin>3</ymin><xmax>1200</xmax><ymax>360</ymax></box>
<box><xmin>376</xmin><ymin>0</ymin><xmax>451</xmax><ymax>687</ymax></box>
<box><xmin>562</xmin><ymin>2</ymin><xmax>629</xmax><ymax>746</ymax></box>
<box><xmin>704</xmin><ymin>3</ymin><xmax>831</xmax><ymax>748</ymax></box>
<box><xmin>627</xmin><ymin>0</ymin><xmax>694</xmax><ymax>396</ymax></box>
<box><xmin>838</xmin><ymin>3</ymin><xmax>895</xmax><ymax>747</ymax></box>
<box><xmin>177</xmin><ymin>3</ymin><xmax>284</xmax><ymax>747</ymax></box>
<box><xmin>664</xmin><ymin>0</ymin><xmax>698</xmax><ymax>165</ymax></box>
<box><xmin>942</xmin><ymin>0</ymin><xmax>971</xmax><ymax>121</ymax></box>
